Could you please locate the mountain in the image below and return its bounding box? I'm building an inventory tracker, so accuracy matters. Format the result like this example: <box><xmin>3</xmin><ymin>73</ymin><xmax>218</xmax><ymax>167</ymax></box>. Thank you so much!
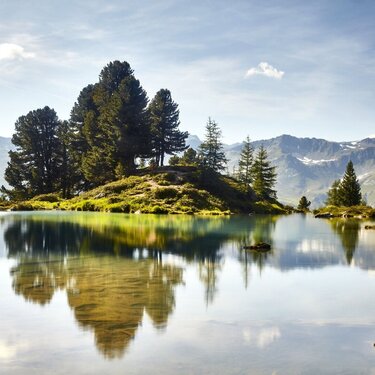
<box><xmin>1</xmin><ymin>134</ymin><xmax>374</xmax><ymax>207</ymax></box>
<box><xmin>187</xmin><ymin>134</ymin><xmax>375</xmax><ymax>207</ymax></box>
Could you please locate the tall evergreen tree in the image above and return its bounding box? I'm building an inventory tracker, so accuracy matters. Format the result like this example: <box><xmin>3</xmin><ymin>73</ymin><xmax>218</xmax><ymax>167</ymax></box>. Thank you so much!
<box><xmin>4</xmin><ymin>107</ymin><xmax>63</xmax><ymax>199</ymax></box>
<box><xmin>149</xmin><ymin>89</ymin><xmax>188</xmax><ymax>166</ymax></box>
<box><xmin>237</xmin><ymin>136</ymin><xmax>254</xmax><ymax>192</ymax></box>
<box><xmin>70</xmin><ymin>61</ymin><xmax>150</xmax><ymax>187</ymax></box>
<box><xmin>198</xmin><ymin>118</ymin><xmax>227</xmax><ymax>172</ymax></box>
<box><xmin>251</xmin><ymin>145</ymin><xmax>277</xmax><ymax>200</ymax></box>
<box><xmin>338</xmin><ymin>160</ymin><xmax>362</xmax><ymax>206</ymax></box>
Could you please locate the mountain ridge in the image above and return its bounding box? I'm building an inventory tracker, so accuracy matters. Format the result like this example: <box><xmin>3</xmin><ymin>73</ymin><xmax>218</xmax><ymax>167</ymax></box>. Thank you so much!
<box><xmin>1</xmin><ymin>134</ymin><xmax>374</xmax><ymax>207</ymax></box>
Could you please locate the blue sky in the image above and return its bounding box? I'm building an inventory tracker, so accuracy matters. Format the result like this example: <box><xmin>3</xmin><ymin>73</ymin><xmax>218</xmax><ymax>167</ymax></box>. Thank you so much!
<box><xmin>0</xmin><ymin>0</ymin><xmax>374</xmax><ymax>143</ymax></box>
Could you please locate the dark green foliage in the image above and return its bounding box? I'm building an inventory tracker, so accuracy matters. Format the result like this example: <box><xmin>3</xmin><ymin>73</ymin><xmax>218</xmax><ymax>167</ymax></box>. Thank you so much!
<box><xmin>68</xmin><ymin>84</ymin><xmax>98</xmax><ymax>191</ymax></box>
<box><xmin>238</xmin><ymin>136</ymin><xmax>253</xmax><ymax>192</ymax></box>
<box><xmin>339</xmin><ymin>161</ymin><xmax>362</xmax><ymax>206</ymax></box>
<box><xmin>168</xmin><ymin>147</ymin><xmax>199</xmax><ymax>167</ymax></box>
<box><xmin>326</xmin><ymin>161</ymin><xmax>362</xmax><ymax>207</ymax></box>
<box><xmin>251</xmin><ymin>145</ymin><xmax>277</xmax><ymax>200</ymax></box>
<box><xmin>168</xmin><ymin>155</ymin><xmax>180</xmax><ymax>166</ymax></box>
<box><xmin>149</xmin><ymin>89</ymin><xmax>188</xmax><ymax>166</ymax></box>
<box><xmin>326</xmin><ymin>179</ymin><xmax>341</xmax><ymax>206</ymax></box>
<box><xmin>181</xmin><ymin>147</ymin><xmax>199</xmax><ymax>165</ymax></box>
<box><xmin>4</xmin><ymin>107</ymin><xmax>65</xmax><ymax>199</ymax></box>
<box><xmin>69</xmin><ymin>60</ymin><xmax>150</xmax><ymax>187</ymax></box>
<box><xmin>297</xmin><ymin>196</ymin><xmax>311</xmax><ymax>211</ymax></box>
<box><xmin>198</xmin><ymin>118</ymin><xmax>227</xmax><ymax>172</ymax></box>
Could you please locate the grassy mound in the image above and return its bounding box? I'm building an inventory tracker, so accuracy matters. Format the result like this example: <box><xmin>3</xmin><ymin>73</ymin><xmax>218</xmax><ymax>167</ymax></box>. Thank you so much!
<box><xmin>9</xmin><ymin>167</ymin><xmax>290</xmax><ymax>215</ymax></box>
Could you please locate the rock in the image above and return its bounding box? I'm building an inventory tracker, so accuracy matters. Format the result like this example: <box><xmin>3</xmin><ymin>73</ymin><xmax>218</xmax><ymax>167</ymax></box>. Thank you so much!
<box><xmin>365</xmin><ymin>225</ymin><xmax>375</xmax><ymax>230</ymax></box>
<box><xmin>243</xmin><ymin>242</ymin><xmax>271</xmax><ymax>251</ymax></box>
<box><xmin>314</xmin><ymin>212</ymin><xmax>332</xmax><ymax>218</ymax></box>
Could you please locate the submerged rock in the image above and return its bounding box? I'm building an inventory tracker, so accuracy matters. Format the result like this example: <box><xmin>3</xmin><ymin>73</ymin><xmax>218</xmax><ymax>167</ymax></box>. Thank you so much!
<box><xmin>314</xmin><ymin>212</ymin><xmax>333</xmax><ymax>218</ymax></box>
<box><xmin>243</xmin><ymin>242</ymin><xmax>271</xmax><ymax>251</ymax></box>
<box><xmin>365</xmin><ymin>225</ymin><xmax>375</xmax><ymax>230</ymax></box>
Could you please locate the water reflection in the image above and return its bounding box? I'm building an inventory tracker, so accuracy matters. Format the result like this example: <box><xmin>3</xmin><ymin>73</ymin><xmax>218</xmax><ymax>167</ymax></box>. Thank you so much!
<box><xmin>329</xmin><ymin>219</ymin><xmax>360</xmax><ymax>265</ymax></box>
<box><xmin>11</xmin><ymin>256</ymin><xmax>183</xmax><ymax>359</ymax></box>
<box><xmin>4</xmin><ymin>212</ymin><xmax>375</xmax><ymax>362</ymax></box>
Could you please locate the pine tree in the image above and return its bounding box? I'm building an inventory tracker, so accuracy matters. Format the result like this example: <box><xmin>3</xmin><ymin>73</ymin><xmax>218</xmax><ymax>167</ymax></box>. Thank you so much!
<box><xmin>237</xmin><ymin>136</ymin><xmax>254</xmax><ymax>192</ymax></box>
<box><xmin>4</xmin><ymin>107</ymin><xmax>64</xmax><ymax>199</ymax></box>
<box><xmin>326</xmin><ymin>179</ymin><xmax>341</xmax><ymax>206</ymax></box>
<box><xmin>70</xmin><ymin>61</ymin><xmax>151</xmax><ymax>186</ymax></box>
<box><xmin>198</xmin><ymin>118</ymin><xmax>227</xmax><ymax>172</ymax></box>
<box><xmin>181</xmin><ymin>147</ymin><xmax>199</xmax><ymax>165</ymax></box>
<box><xmin>149</xmin><ymin>89</ymin><xmax>188</xmax><ymax>166</ymax></box>
<box><xmin>251</xmin><ymin>145</ymin><xmax>277</xmax><ymax>200</ymax></box>
<box><xmin>297</xmin><ymin>196</ymin><xmax>311</xmax><ymax>211</ymax></box>
<box><xmin>338</xmin><ymin>160</ymin><xmax>362</xmax><ymax>206</ymax></box>
<box><xmin>68</xmin><ymin>84</ymin><xmax>98</xmax><ymax>191</ymax></box>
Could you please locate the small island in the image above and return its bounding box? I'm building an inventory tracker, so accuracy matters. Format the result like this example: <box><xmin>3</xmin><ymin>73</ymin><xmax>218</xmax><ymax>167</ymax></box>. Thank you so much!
<box><xmin>0</xmin><ymin>60</ymin><xmax>293</xmax><ymax>215</ymax></box>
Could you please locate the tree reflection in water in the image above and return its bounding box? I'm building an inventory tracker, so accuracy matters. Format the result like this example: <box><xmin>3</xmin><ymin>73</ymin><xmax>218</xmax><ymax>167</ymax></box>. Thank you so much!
<box><xmin>330</xmin><ymin>219</ymin><xmax>360</xmax><ymax>265</ymax></box>
<box><xmin>5</xmin><ymin>212</ymin><xmax>370</xmax><ymax>359</ymax></box>
<box><xmin>11</xmin><ymin>256</ymin><xmax>183</xmax><ymax>359</ymax></box>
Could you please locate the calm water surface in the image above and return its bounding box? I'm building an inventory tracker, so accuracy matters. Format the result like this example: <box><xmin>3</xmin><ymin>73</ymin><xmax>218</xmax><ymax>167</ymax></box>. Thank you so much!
<box><xmin>0</xmin><ymin>212</ymin><xmax>375</xmax><ymax>374</ymax></box>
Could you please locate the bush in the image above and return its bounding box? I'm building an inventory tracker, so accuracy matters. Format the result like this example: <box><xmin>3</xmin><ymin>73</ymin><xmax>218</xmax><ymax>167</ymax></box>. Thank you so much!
<box><xmin>31</xmin><ymin>193</ymin><xmax>60</xmax><ymax>202</ymax></box>
<box><xmin>153</xmin><ymin>187</ymin><xmax>178</xmax><ymax>199</ymax></box>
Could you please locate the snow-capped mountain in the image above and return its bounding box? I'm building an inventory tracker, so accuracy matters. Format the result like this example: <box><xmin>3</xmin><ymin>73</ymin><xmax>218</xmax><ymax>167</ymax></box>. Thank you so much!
<box><xmin>188</xmin><ymin>134</ymin><xmax>375</xmax><ymax>207</ymax></box>
<box><xmin>0</xmin><ymin>134</ymin><xmax>374</xmax><ymax>207</ymax></box>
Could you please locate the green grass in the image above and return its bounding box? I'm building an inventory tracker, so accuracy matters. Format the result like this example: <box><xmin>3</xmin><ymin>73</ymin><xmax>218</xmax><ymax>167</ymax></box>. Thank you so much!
<box><xmin>313</xmin><ymin>205</ymin><xmax>375</xmax><ymax>218</ymax></box>
<box><xmin>7</xmin><ymin>167</ymin><xmax>291</xmax><ymax>215</ymax></box>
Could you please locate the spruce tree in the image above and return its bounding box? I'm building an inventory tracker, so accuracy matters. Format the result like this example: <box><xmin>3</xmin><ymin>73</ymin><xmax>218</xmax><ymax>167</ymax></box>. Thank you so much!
<box><xmin>297</xmin><ymin>196</ymin><xmax>311</xmax><ymax>211</ymax></box>
<box><xmin>198</xmin><ymin>118</ymin><xmax>227</xmax><ymax>172</ymax></box>
<box><xmin>4</xmin><ymin>107</ymin><xmax>64</xmax><ymax>199</ymax></box>
<box><xmin>149</xmin><ymin>89</ymin><xmax>188</xmax><ymax>166</ymax></box>
<box><xmin>338</xmin><ymin>161</ymin><xmax>362</xmax><ymax>206</ymax></box>
<box><xmin>238</xmin><ymin>136</ymin><xmax>254</xmax><ymax>192</ymax></box>
<box><xmin>251</xmin><ymin>145</ymin><xmax>277</xmax><ymax>200</ymax></box>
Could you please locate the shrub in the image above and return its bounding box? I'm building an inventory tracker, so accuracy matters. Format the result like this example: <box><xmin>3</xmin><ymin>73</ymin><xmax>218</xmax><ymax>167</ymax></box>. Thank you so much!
<box><xmin>31</xmin><ymin>193</ymin><xmax>60</xmax><ymax>202</ymax></box>
<box><xmin>153</xmin><ymin>187</ymin><xmax>178</xmax><ymax>199</ymax></box>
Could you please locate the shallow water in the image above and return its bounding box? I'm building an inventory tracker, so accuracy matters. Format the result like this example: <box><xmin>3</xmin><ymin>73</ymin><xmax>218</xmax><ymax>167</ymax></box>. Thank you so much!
<box><xmin>0</xmin><ymin>212</ymin><xmax>375</xmax><ymax>374</ymax></box>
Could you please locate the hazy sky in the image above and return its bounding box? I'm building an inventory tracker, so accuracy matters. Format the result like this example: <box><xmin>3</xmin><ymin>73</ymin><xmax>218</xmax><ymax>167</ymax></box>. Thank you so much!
<box><xmin>0</xmin><ymin>0</ymin><xmax>374</xmax><ymax>143</ymax></box>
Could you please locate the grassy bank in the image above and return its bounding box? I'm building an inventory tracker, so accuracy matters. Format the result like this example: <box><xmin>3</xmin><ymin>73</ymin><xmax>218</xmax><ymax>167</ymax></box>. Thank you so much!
<box><xmin>5</xmin><ymin>167</ymin><xmax>290</xmax><ymax>215</ymax></box>
<box><xmin>313</xmin><ymin>205</ymin><xmax>375</xmax><ymax>219</ymax></box>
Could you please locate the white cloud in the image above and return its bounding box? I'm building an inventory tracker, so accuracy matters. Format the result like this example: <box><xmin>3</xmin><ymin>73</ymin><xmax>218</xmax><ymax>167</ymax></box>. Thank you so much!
<box><xmin>245</xmin><ymin>62</ymin><xmax>284</xmax><ymax>79</ymax></box>
<box><xmin>0</xmin><ymin>43</ymin><xmax>35</xmax><ymax>61</ymax></box>
<box><xmin>242</xmin><ymin>326</ymin><xmax>281</xmax><ymax>348</ymax></box>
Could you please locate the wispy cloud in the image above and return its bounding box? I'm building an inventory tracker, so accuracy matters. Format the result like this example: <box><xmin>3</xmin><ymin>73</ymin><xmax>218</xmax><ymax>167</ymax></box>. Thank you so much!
<box><xmin>0</xmin><ymin>43</ymin><xmax>35</xmax><ymax>61</ymax></box>
<box><xmin>245</xmin><ymin>62</ymin><xmax>284</xmax><ymax>79</ymax></box>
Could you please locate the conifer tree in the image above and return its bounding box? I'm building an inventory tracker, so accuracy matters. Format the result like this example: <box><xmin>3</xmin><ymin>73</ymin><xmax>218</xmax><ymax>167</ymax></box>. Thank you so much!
<box><xmin>326</xmin><ymin>179</ymin><xmax>341</xmax><ymax>206</ymax></box>
<box><xmin>181</xmin><ymin>147</ymin><xmax>199</xmax><ymax>165</ymax></box>
<box><xmin>4</xmin><ymin>107</ymin><xmax>64</xmax><ymax>199</ymax></box>
<box><xmin>338</xmin><ymin>160</ymin><xmax>362</xmax><ymax>206</ymax></box>
<box><xmin>238</xmin><ymin>136</ymin><xmax>254</xmax><ymax>192</ymax></box>
<box><xmin>68</xmin><ymin>84</ymin><xmax>98</xmax><ymax>191</ymax></box>
<box><xmin>326</xmin><ymin>162</ymin><xmax>362</xmax><ymax>207</ymax></box>
<box><xmin>198</xmin><ymin>118</ymin><xmax>227</xmax><ymax>172</ymax></box>
<box><xmin>297</xmin><ymin>196</ymin><xmax>311</xmax><ymax>211</ymax></box>
<box><xmin>69</xmin><ymin>61</ymin><xmax>150</xmax><ymax>186</ymax></box>
<box><xmin>149</xmin><ymin>89</ymin><xmax>188</xmax><ymax>166</ymax></box>
<box><xmin>251</xmin><ymin>145</ymin><xmax>277</xmax><ymax>200</ymax></box>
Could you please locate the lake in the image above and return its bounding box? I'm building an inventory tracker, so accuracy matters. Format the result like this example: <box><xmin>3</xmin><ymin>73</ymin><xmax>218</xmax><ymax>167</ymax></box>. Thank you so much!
<box><xmin>0</xmin><ymin>212</ymin><xmax>375</xmax><ymax>374</ymax></box>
